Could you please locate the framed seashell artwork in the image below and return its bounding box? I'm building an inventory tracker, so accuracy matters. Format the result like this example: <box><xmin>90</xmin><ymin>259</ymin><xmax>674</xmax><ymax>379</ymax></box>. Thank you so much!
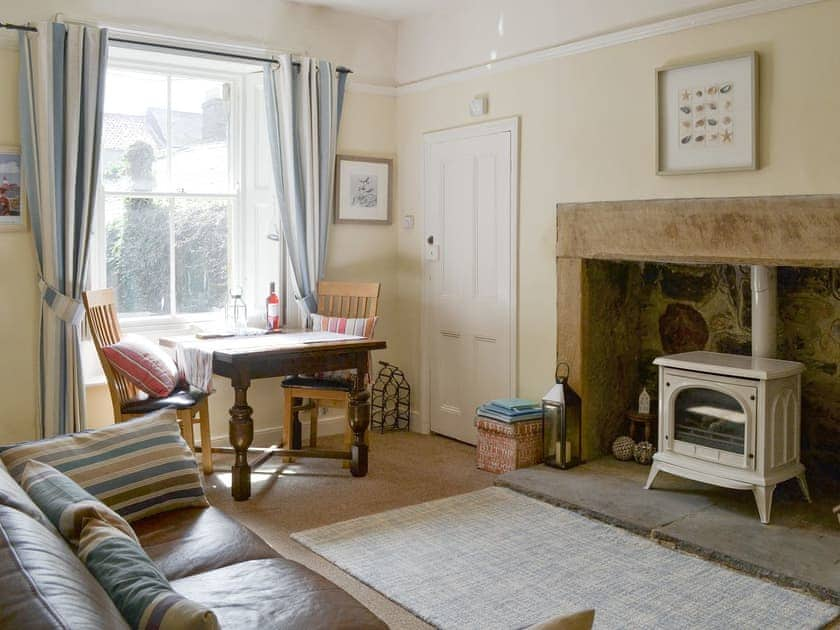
<box><xmin>656</xmin><ymin>52</ymin><xmax>757</xmax><ymax>174</ymax></box>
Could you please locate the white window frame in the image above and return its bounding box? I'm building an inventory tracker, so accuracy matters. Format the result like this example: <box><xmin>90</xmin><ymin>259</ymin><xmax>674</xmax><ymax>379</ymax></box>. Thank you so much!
<box><xmin>91</xmin><ymin>51</ymin><xmax>248</xmax><ymax>336</ymax></box>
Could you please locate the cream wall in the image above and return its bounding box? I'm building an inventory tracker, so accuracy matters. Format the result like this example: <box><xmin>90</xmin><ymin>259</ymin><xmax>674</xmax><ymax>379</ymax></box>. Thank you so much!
<box><xmin>0</xmin><ymin>2</ymin><xmax>398</xmax><ymax>444</ymax></box>
<box><xmin>0</xmin><ymin>0</ymin><xmax>396</xmax><ymax>85</ymax></box>
<box><xmin>395</xmin><ymin>0</ymin><xmax>748</xmax><ymax>84</ymax></box>
<box><xmin>395</xmin><ymin>0</ymin><xmax>840</xmax><ymax>428</ymax></box>
<box><xmin>0</xmin><ymin>48</ymin><xmax>39</xmax><ymax>444</ymax></box>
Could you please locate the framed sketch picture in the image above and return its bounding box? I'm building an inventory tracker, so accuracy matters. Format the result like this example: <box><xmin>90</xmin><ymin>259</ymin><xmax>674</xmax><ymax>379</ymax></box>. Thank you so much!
<box><xmin>656</xmin><ymin>52</ymin><xmax>758</xmax><ymax>175</ymax></box>
<box><xmin>0</xmin><ymin>146</ymin><xmax>25</xmax><ymax>231</ymax></box>
<box><xmin>335</xmin><ymin>155</ymin><xmax>392</xmax><ymax>224</ymax></box>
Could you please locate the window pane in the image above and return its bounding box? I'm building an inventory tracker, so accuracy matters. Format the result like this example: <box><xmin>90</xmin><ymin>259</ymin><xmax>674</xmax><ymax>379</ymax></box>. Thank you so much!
<box><xmin>170</xmin><ymin>77</ymin><xmax>232</xmax><ymax>193</ymax></box>
<box><xmin>105</xmin><ymin>196</ymin><xmax>171</xmax><ymax>316</ymax></box>
<box><xmin>173</xmin><ymin>198</ymin><xmax>230</xmax><ymax>314</ymax></box>
<box><xmin>101</xmin><ymin>69</ymin><xmax>170</xmax><ymax>192</ymax></box>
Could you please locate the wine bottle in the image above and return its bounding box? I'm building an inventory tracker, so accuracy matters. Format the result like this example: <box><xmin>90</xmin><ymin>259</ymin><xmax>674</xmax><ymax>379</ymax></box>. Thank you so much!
<box><xmin>266</xmin><ymin>281</ymin><xmax>281</xmax><ymax>330</ymax></box>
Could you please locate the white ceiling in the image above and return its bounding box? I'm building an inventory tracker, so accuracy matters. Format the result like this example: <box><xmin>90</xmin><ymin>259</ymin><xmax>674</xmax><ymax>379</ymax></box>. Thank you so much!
<box><xmin>290</xmin><ymin>0</ymin><xmax>459</xmax><ymax>20</ymax></box>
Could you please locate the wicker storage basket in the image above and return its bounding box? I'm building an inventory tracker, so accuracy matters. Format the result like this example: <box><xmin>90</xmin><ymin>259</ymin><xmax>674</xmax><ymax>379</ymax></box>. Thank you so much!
<box><xmin>475</xmin><ymin>417</ymin><xmax>543</xmax><ymax>474</ymax></box>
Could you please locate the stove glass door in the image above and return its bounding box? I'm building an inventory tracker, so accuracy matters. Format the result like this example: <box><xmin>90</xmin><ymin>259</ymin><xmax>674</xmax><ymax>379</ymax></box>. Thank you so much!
<box><xmin>669</xmin><ymin>380</ymin><xmax>755</xmax><ymax>469</ymax></box>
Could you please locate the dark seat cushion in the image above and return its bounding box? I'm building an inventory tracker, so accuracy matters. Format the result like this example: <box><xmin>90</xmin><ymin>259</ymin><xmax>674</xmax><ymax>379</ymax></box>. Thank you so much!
<box><xmin>282</xmin><ymin>376</ymin><xmax>352</xmax><ymax>391</ymax></box>
<box><xmin>121</xmin><ymin>386</ymin><xmax>208</xmax><ymax>414</ymax></box>
<box><xmin>171</xmin><ymin>558</ymin><xmax>387</xmax><ymax>629</ymax></box>
<box><xmin>132</xmin><ymin>506</ymin><xmax>277</xmax><ymax>580</ymax></box>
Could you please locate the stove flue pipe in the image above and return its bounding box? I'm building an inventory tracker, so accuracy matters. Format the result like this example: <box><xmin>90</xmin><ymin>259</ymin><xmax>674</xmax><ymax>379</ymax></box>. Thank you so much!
<box><xmin>751</xmin><ymin>265</ymin><xmax>777</xmax><ymax>358</ymax></box>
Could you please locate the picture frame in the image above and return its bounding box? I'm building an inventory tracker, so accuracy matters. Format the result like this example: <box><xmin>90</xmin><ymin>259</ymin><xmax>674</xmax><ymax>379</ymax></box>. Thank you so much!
<box><xmin>334</xmin><ymin>155</ymin><xmax>392</xmax><ymax>224</ymax></box>
<box><xmin>0</xmin><ymin>146</ymin><xmax>25</xmax><ymax>231</ymax></box>
<box><xmin>656</xmin><ymin>52</ymin><xmax>758</xmax><ymax>175</ymax></box>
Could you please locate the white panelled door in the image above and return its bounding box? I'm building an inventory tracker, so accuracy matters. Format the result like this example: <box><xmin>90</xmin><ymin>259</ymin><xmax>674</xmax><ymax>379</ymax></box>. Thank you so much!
<box><xmin>424</xmin><ymin>119</ymin><xmax>517</xmax><ymax>445</ymax></box>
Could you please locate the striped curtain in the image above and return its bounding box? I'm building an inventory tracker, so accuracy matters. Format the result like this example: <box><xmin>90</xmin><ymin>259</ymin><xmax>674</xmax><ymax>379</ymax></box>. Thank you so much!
<box><xmin>264</xmin><ymin>56</ymin><xmax>347</xmax><ymax>317</ymax></box>
<box><xmin>19</xmin><ymin>22</ymin><xmax>109</xmax><ymax>437</ymax></box>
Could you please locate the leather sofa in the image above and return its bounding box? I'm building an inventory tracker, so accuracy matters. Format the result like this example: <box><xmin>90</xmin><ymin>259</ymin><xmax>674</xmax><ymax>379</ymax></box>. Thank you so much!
<box><xmin>0</xmin><ymin>463</ymin><xmax>386</xmax><ymax>629</ymax></box>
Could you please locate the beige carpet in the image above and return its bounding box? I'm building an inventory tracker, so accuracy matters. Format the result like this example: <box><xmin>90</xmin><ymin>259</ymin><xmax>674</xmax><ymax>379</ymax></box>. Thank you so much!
<box><xmin>204</xmin><ymin>430</ymin><xmax>495</xmax><ymax>628</ymax></box>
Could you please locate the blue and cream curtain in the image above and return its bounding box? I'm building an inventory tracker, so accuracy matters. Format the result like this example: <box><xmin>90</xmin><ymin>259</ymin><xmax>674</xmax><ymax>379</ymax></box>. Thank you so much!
<box><xmin>264</xmin><ymin>55</ymin><xmax>347</xmax><ymax>317</ymax></box>
<box><xmin>19</xmin><ymin>22</ymin><xmax>109</xmax><ymax>437</ymax></box>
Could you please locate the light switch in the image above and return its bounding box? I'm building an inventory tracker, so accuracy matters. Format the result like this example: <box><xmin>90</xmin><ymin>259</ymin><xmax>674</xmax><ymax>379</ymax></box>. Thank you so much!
<box><xmin>402</xmin><ymin>214</ymin><xmax>415</xmax><ymax>229</ymax></box>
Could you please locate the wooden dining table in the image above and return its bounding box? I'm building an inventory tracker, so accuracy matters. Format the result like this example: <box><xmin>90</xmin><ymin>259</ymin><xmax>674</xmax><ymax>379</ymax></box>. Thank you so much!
<box><xmin>160</xmin><ymin>331</ymin><xmax>386</xmax><ymax>501</ymax></box>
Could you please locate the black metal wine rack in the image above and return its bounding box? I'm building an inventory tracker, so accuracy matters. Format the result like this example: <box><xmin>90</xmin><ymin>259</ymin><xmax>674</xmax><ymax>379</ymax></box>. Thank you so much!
<box><xmin>370</xmin><ymin>361</ymin><xmax>410</xmax><ymax>433</ymax></box>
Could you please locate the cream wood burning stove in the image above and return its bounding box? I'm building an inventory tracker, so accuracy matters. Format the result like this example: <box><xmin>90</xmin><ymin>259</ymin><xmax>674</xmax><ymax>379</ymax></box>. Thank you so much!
<box><xmin>645</xmin><ymin>351</ymin><xmax>810</xmax><ymax>524</ymax></box>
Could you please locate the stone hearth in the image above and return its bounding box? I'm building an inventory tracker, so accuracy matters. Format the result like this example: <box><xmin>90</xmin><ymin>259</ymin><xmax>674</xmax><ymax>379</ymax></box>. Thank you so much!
<box><xmin>556</xmin><ymin>195</ymin><xmax>840</xmax><ymax>483</ymax></box>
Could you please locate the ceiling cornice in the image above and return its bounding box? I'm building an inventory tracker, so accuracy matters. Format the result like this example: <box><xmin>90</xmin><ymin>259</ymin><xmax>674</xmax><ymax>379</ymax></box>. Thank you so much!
<box><xmin>393</xmin><ymin>0</ymin><xmax>824</xmax><ymax>95</ymax></box>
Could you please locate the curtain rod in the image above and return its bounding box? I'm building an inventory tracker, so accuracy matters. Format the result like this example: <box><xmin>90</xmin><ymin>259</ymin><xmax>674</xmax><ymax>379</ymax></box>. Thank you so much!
<box><xmin>0</xmin><ymin>21</ymin><xmax>352</xmax><ymax>74</ymax></box>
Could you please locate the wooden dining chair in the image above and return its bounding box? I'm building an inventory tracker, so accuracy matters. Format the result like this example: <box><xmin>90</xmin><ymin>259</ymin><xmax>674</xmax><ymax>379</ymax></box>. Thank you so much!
<box><xmin>282</xmin><ymin>281</ymin><xmax>381</xmax><ymax>459</ymax></box>
<box><xmin>82</xmin><ymin>289</ymin><xmax>214</xmax><ymax>474</ymax></box>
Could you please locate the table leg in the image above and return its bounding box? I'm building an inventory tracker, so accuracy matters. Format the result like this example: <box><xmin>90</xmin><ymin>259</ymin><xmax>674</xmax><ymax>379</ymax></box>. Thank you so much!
<box><xmin>229</xmin><ymin>383</ymin><xmax>254</xmax><ymax>501</ymax></box>
<box><xmin>348</xmin><ymin>388</ymin><xmax>370</xmax><ymax>477</ymax></box>
<box><xmin>349</xmin><ymin>353</ymin><xmax>371</xmax><ymax>477</ymax></box>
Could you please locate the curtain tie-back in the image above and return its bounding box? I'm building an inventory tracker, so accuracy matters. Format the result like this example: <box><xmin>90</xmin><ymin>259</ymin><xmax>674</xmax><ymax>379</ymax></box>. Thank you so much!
<box><xmin>38</xmin><ymin>278</ymin><xmax>85</xmax><ymax>325</ymax></box>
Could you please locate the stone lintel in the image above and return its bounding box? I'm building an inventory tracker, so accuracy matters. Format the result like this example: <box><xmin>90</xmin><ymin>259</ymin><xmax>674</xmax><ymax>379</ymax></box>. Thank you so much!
<box><xmin>557</xmin><ymin>195</ymin><xmax>840</xmax><ymax>267</ymax></box>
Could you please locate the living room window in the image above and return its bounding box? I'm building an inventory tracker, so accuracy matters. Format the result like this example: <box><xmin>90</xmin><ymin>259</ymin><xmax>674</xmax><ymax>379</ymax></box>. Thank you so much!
<box><xmin>89</xmin><ymin>45</ymin><xmax>284</xmax><ymax>334</ymax></box>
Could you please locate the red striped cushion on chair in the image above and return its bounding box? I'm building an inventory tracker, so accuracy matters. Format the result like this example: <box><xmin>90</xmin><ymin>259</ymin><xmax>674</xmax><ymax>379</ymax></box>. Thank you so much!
<box><xmin>310</xmin><ymin>314</ymin><xmax>377</xmax><ymax>338</ymax></box>
<box><xmin>102</xmin><ymin>334</ymin><xmax>179</xmax><ymax>398</ymax></box>
<box><xmin>310</xmin><ymin>315</ymin><xmax>378</xmax><ymax>383</ymax></box>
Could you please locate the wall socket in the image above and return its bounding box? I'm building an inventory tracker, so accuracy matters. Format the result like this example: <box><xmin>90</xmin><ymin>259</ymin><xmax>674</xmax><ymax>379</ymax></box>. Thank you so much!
<box><xmin>402</xmin><ymin>214</ymin><xmax>415</xmax><ymax>229</ymax></box>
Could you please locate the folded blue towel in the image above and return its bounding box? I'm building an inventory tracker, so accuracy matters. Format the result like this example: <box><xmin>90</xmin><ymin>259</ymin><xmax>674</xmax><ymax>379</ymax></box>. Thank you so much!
<box><xmin>485</xmin><ymin>398</ymin><xmax>541</xmax><ymax>413</ymax></box>
<box><xmin>477</xmin><ymin>405</ymin><xmax>543</xmax><ymax>423</ymax></box>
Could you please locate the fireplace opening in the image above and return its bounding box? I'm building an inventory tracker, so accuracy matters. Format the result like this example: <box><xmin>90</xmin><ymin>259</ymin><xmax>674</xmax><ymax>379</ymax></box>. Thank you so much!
<box><xmin>581</xmin><ymin>260</ymin><xmax>840</xmax><ymax>487</ymax></box>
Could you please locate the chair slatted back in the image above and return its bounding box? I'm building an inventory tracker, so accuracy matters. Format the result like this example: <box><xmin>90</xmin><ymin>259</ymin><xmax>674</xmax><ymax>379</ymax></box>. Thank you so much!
<box><xmin>82</xmin><ymin>289</ymin><xmax>139</xmax><ymax>418</ymax></box>
<box><xmin>317</xmin><ymin>281</ymin><xmax>381</xmax><ymax>319</ymax></box>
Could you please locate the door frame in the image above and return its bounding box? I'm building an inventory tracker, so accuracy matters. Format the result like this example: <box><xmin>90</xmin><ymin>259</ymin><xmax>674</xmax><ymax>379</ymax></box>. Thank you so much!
<box><xmin>419</xmin><ymin>116</ymin><xmax>520</xmax><ymax>436</ymax></box>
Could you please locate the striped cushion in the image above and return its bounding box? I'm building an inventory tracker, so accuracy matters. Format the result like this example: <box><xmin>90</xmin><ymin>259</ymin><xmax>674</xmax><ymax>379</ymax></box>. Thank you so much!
<box><xmin>311</xmin><ymin>315</ymin><xmax>377</xmax><ymax>382</ymax></box>
<box><xmin>103</xmin><ymin>334</ymin><xmax>180</xmax><ymax>398</ymax></box>
<box><xmin>20</xmin><ymin>460</ymin><xmax>138</xmax><ymax>547</ymax></box>
<box><xmin>78</xmin><ymin>516</ymin><xmax>219</xmax><ymax>630</ymax></box>
<box><xmin>0</xmin><ymin>457</ymin><xmax>56</xmax><ymax>532</ymax></box>
<box><xmin>1</xmin><ymin>411</ymin><xmax>208</xmax><ymax>522</ymax></box>
<box><xmin>311</xmin><ymin>314</ymin><xmax>378</xmax><ymax>338</ymax></box>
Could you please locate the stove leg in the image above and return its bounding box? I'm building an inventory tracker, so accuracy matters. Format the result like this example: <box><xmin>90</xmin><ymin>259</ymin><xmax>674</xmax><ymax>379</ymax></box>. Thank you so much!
<box><xmin>796</xmin><ymin>472</ymin><xmax>812</xmax><ymax>503</ymax></box>
<box><xmin>644</xmin><ymin>461</ymin><xmax>662</xmax><ymax>490</ymax></box>
<box><xmin>753</xmin><ymin>484</ymin><xmax>776</xmax><ymax>524</ymax></box>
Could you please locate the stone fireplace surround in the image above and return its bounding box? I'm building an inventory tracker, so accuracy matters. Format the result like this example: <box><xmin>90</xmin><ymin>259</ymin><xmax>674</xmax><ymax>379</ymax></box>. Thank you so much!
<box><xmin>556</xmin><ymin>195</ymin><xmax>840</xmax><ymax>481</ymax></box>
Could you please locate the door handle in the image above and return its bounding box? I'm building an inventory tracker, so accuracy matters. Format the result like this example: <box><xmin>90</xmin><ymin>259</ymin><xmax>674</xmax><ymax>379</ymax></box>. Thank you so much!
<box><xmin>427</xmin><ymin>235</ymin><xmax>434</xmax><ymax>244</ymax></box>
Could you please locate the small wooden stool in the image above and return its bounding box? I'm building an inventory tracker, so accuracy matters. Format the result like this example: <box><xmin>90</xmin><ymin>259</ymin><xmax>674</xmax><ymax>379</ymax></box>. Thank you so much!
<box><xmin>627</xmin><ymin>411</ymin><xmax>656</xmax><ymax>443</ymax></box>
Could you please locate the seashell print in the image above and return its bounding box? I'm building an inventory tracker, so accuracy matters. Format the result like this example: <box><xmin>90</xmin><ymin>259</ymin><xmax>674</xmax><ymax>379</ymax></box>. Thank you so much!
<box><xmin>709</xmin><ymin>102</ymin><xmax>718</xmax><ymax>110</ymax></box>
<box><xmin>681</xmin><ymin>121</ymin><xmax>691</xmax><ymax>129</ymax></box>
<box><xmin>723</xmin><ymin>116</ymin><xmax>732</xmax><ymax>125</ymax></box>
<box><xmin>710</xmin><ymin>134</ymin><xmax>719</xmax><ymax>141</ymax></box>
<box><xmin>725</xmin><ymin>100</ymin><xmax>732</xmax><ymax>110</ymax></box>
<box><xmin>680</xmin><ymin>106</ymin><xmax>691</xmax><ymax>114</ymax></box>
<box><xmin>707</xmin><ymin>85</ymin><xmax>718</xmax><ymax>95</ymax></box>
<box><xmin>696</xmin><ymin>90</ymin><xmax>703</xmax><ymax>97</ymax></box>
<box><xmin>694</xmin><ymin>135</ymin><xmax>705</xmax><ymax>142</ymax></box>
<box><xmin>695</xmin><ymin>119</ymin><xmax>706</xmax><ymax>127</ymax></box>
<box><xmin>681</xmin><ymin>135</ymin><xmax>692</xmax><ymax>144</ymax></box>
<box><xmin>708</xmin><ymin>119</ymin><xmax>718</xmax><ymax>126</ymax></box>
<box><xmin>695</xmin><ymin>104</ymin><xmax>704</xmax><ymax>112</ymax></box>
<box><xmin>720</xmin><ymin>83</ymin><xmax>733</xmax><ymax>93</ymax></box>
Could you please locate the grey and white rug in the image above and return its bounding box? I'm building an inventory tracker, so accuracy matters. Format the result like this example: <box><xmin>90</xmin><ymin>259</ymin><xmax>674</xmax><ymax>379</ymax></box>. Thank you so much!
<box><xmin>292</xmin><ymin>487</ymin><xmax>839</xmax><ymax>630</ymax></box>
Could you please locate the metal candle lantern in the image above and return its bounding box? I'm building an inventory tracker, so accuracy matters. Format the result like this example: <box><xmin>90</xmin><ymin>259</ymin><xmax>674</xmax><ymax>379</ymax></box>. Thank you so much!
<box><xmin>542</xmin><ymin>362</ymin><xmax>582</xmax><ymax>469</ymax></box>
